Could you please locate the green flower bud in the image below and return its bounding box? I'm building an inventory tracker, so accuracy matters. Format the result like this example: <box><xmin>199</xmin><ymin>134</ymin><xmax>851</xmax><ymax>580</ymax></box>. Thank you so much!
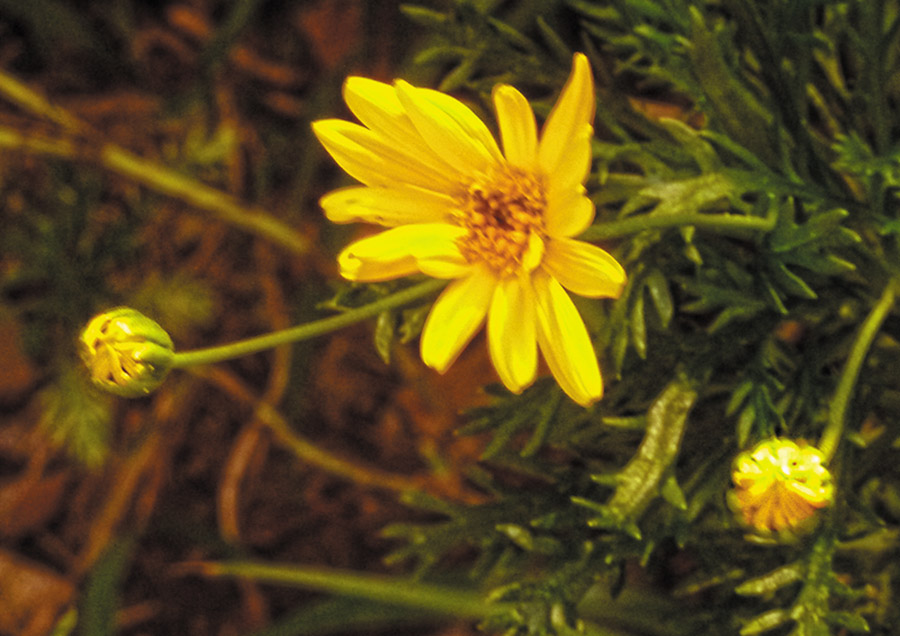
<box><xmin>78</xmin><ymin>307</ymin><xmax>174</xmax><ymax>398</ymax></box>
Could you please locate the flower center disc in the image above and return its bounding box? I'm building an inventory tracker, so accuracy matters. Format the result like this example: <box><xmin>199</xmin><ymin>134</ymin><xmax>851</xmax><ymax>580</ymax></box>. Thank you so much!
<box><xmin>454</xmin><ymin>164</ymin><xmax>546</xmax><ymax>276</ymax></box>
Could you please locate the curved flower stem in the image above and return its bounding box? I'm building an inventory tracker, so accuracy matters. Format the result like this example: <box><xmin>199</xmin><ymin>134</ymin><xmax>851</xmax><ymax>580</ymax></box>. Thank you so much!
<box><xmin>0</xmin><ymin>65</ymin><xmax>309</xmax><ymax>255</ymax></box>
<box><xmin>190</xmin><ymin>559</ymin><xmax>691</xmax><ymax>635</ymax></box>
<box><xmin>819</xmin><ymin>279</ymin><xmax>897</xmax><ymax>462</ymax></box>
<box><xmin>172</xmin><ymin>278</ymin><xmax>447</xmax><ymax>368</ymax></box>
<box><xmin>581</xmin><ymin>210</ymin><xmax>776</xmax><ymax>241</ymax></box>
<box><xmin>0</xmin><ymin>69</ymin><xmax>85</xmax><ymax>130</ymax></box>
<box><xmin>188</xmin><ymin>560</ymin><xmax>494</xmax><ymax>618</ymax></box>
<box><xmin>0</xmin><ymin>126</ymin><xmax>309</xmax><ymax>255</ymax></box>
<box><xmin>102</xmin><ymin>144</ymin><xmax>310</xmax><ymax>254</ymax></box>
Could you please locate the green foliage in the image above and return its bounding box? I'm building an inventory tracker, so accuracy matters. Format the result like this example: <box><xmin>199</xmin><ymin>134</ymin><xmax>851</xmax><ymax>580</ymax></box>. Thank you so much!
<box><xmin>0</xmin><ymin>166</ymin><xmax>140</xmax><ymax>351</ymax></box>
<box><xmin>574</xmin><ymin>377</ymin><xmax>697</xmax><ymax>540</ymax></box>
<box><xmin>78</xmin><ymin>537</ymin><xmax>137</xmax><ymax>636</ymax></box>
<box><xmin>0</xmin><ymin>164</ymin><xmax>153</xmax><ymax>464</ymax></box>
<box><xmin>735</xmin><ymin>533</ymin><xmax>869</xmax><ymax>636</ymax></box>
<box><xmin>458</xmin><ymin>378</ymin><xmax>563</xmax><ymax>459</ymax></box>
<box><xmin>323</xmin><ymin>279</ymin><xmax>439</xmax><ymax>364</ymax></box>
<box><xmin>366</xmin><ymin>0</ymin><xmax>900</xmax><ymax>634</ymax></box>
<box><xmin>383</xmin><ymin>479</ymin><xmax>595</xmax><ymax>581</ymax></box>
<box><xmin>16</xmin><ymin>0</ymin><xmax>900</xmax><ymax>633</ymax></box>
<box><xmin>39</xmin><ymin>364</ymin><xmax>113</xmax><ymax>469</ymax></box>
<box><xmin>402</xmin><ymin>0</ymin><xmax>576</xmax><ymax>94</ymax></box>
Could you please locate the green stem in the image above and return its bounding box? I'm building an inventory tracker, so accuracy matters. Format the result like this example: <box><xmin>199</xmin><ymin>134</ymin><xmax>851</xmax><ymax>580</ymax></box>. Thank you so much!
<box><xmin>172</xmin><ymin>278</ymin><xmax>447</xmax><ymax>368</ymax></box>
<box><xmin>194</xmin><ymin>560</ymin><xmax>493</xmax><ymax>618</ymax></box>
<box><xmin>580</xmin><ymin>211</ymin><xmax>776</xmax><ymax>241</ymax></box>
<box><xmin>0</xmin><ymin>69</ymin><xmax>84</xmax><ymax>130</ymax></box>
<box><xmin>0</xmin><ymin>69</ymin><xmax>312</xmax><ymax>253</ymax></box>
<box><xmin>864</xmin><ymin>0</ymin><xmax>889</xmax><ymax>154</ymax></box>
<box><xmin>198</xmin><ymin>560</ymin><xmax>691</xmax><ymax>635</ymax></box>
<box><xmin>819</xmin><ymin>279</ymin><xmax>897</xmax><ymax>462</ymax></box>
<box><xmin>0</xmin><ymin>125</ymin><xmax>309</xmax><ymax>255</ymax></box>
<box><xmin>101</xmin><ymin>145</ymin><xmax>309</xmax><ymax>255</ymax></box>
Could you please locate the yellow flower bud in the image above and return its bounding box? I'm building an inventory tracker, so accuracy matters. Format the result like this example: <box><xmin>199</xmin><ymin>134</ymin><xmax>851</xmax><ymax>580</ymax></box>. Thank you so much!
<box><xmin>729</xmin><ymin>438</ymin><xmax>834</xmax><ymax>535</ymax></box>
<box><xmin>78</xmin><ymin>308</ymin><xmax>174</xmax><ymax>398</ymax></box>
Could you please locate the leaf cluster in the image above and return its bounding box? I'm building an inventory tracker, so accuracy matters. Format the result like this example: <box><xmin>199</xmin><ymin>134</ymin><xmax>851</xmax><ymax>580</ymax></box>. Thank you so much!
<box><xmin>379</xmin><ymin>0</ymin><xmax>900</xmax><ymax>634</ymax></box>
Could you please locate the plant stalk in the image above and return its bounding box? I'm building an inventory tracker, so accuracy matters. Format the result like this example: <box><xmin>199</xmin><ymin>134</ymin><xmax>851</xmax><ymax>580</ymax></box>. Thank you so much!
<box><xmin>820</xmin><ymin>279</ymin><xmax>897</xmax><ymax>462</ymax></box>
<box><xmin>581</xmin><ymin>211</ymin><xmax>775</xmax><ymax>241</ymax></box>
<box><xmin>192</xmin><ymin>560</ymin><xmax>494</xmax><ymax>618</ymax></box>
<box><xmin>171</xmin><ymin>278</ymin><xmax>447</xmax><ymax>368</ymax></box>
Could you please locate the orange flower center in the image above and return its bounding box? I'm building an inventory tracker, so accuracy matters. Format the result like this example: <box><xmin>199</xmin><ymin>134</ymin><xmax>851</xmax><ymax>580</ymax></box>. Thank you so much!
<box><xmin>454</xmin><ymin>164</ymin><xmax>546</xmax><ymax>276</ymax></box>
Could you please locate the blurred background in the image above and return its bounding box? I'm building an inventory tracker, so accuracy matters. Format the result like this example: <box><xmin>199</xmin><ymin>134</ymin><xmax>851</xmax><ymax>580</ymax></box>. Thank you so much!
<box><xmin>0</xmin><ymin>0</ymin><xmax>506</xmax><ymax>634</ymax></box>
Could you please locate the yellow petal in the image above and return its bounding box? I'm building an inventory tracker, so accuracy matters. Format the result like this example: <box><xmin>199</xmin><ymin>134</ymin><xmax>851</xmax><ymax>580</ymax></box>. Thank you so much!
<box><xmin>395</xmin><ymin>81</ymin><xmax>503</xmax><ymax>174</ymax></box>
<box><xmin>343</xmin><ymin>77</ymin><xmax>461</xmax><ymax>180</ymax></box>
<box><xmin>414</xmin><ymin>227</ymin><xmax>473</xmax><ymax>279</ymax></box>
<box><xmin>312</xmin><ymin>119</ymin><xmax>456</xmax><ymax>190</ymax></box>
<box><xmin>542</xmin><ymin>238</ymin><xmax>626</xmax><ymax>298</ymax></box>
<box><xmin>522</xmin><ymin>231</ymin><xmax>545</xmax><ymax>273</ymax></box>
<box><xmin>487</xmin><ymin>275</ymin><xmax>538</xmax><ymax>394</ymax></box>
<box><xmin>538</xmin><ymin>53</ymin><xmax>595</xmax><ymax>177</ymax></box>
<box><xmin>492</xmin><ymin>84</ymin><xmax>538</xmax><ymax>169</ymax></box>
<box><xmin>543</xmin><ymin>186</ymin><xmax>595</xmax><ymax>238</ymax></box>
<box><xmin>337</xmin><ymin>224</ymin><xmax>464</xmax><ymax>282</ymax></box>
<box><xmin>320</xmin><ymin>185</ymin><xmax>455</xmax><ymax>226</ymax></box>
<box><xmin>343</xmin><ymin>77</ymin><xmax>416</xmax><ymax>141</ymax></box>
<box><xmin>420</xmin><ymin>268</ymin><xmax>497</xmax><ymax>373</ymax></box>
<box><xmin>547</xmin><ymin>124</ymin><xmax>593</xmax><ymax>192</ymax></box>
<box><xmin>533</xmin><ymin>270</ymin><xmax>603</xmax><ymax>406</ymax></box>
<box><xmin>338</xmin><ymin>248</ymin><xmax>418</xmax><ymax>282</ymax></box>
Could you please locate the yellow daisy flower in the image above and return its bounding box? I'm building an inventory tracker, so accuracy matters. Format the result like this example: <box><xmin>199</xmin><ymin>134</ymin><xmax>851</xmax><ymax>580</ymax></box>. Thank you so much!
<box><xmin>729</xmin><ymin>438</ymin><xmax>834</xmax><ymax>534</ymax></box>
<box><xmin>312</xmin><ymin>54</ymin><xmax>626</xmax><ymax>406</ymax></box>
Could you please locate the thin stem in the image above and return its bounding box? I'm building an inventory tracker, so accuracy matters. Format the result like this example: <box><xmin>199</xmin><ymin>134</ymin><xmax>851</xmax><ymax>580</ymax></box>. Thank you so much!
<box><xmin>189</xmin><ymin>560</ymin><xmax>494</xmax><ymax>618</ymax></box>
<box><xmin>172</xmin><ymin>278</ymin><xmax>447</xmax><ymax>368</ymax></box>
<box><xmin>0</xmin><ymin>71</ymin><xmax>314</xmax><ymax>253</ymax></box>
<box><xmin>0</xmin><ymin>125</ymin><xmax>309</xmax><ymax>255</ymax></box>
<box><xmin>0</xmin><ymin>69</ymin><xmax>85</xmax><ymax>131</ymax></box>
<box><xmin>820</xmin><ymin>279</ymin><xmax>897</xmax><ymax>462</ymax></box>
<box><xmin>101</xmin><ymin>144</ymin><xmax>309</xmax><ymax>254</ymax></box>
<box><xmin>864</xmin><ymin>0</ymin><xmax>889</xmax><ymax>154</ymax></box>
<box><xmin>580</xmin><ymin>210</ymin><xmax>776</xmax><ymax>241</ymax></box>
<box><xmin>193</xmin><ymin>559</ymin><xmax>692</xmax><ymax>635</ymax></box>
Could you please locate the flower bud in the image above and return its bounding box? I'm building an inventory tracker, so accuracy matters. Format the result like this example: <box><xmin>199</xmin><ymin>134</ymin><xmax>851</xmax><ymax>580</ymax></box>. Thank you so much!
<box><xmin>729</xmin><ymin>438</ymin><xmax>834</xmax><ymax>535</ymax></box>
<box><xmin>78</xmin><ymin>307</ymin><xmax>174</xmax><ymax>398</ymax></box>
